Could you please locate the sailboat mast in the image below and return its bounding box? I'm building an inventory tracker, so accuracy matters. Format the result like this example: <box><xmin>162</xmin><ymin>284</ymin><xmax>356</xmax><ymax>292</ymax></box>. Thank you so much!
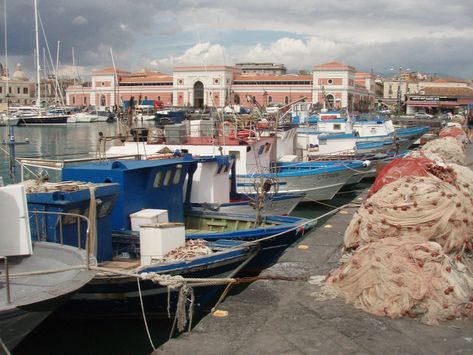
<box><xmin>4</xmin><ymin>0</ymin><xmax>8</xmax><ymax>102</ymax></box>
<box><xmin>34</xmin><ymin>0</ymin><xmax>41</xmax><ymax>110</ymax></box>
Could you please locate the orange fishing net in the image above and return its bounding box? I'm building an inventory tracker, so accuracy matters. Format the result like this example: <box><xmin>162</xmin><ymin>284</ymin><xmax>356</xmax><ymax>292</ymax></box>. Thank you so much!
<box><xmin>439</xmin><ymin>127</ymin><xmax>467</xmax><ymax>141</ymax></box>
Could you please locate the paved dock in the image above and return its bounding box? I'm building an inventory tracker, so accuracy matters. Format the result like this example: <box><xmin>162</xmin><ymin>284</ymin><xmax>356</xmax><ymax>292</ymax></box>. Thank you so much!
<box><xmin>156</xmin><ymin>144</ymin><xmax>473</xmax><ymax>355</ymax></box>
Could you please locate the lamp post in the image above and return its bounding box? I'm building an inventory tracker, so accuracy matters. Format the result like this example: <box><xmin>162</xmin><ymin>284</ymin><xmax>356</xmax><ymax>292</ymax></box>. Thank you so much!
<box><xmin>390</xmin><ymin>66</ymin><xmax>410</xmax><ymax>117</ymax></box>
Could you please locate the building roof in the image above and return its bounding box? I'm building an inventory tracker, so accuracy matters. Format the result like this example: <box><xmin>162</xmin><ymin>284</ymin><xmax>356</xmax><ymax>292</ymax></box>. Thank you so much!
<box><xmin>173</xmin><ymin>65</ymin><xmax>236</xmax><ymax>72</ymax></box>
<box><xmin>233</xmin><ymin>74</ymin><xmax>312</xmax><ymax>81</ymax></box>
<box><xmin>432</xmin><ymin>77</ymin><xmax>468</xmax><ymax>84</ymax></box>
<box><xmin>419</xmin><ymin>86</ymin><xmax>473</xmax><ymax>97</ymax></box>
<box><xmin>314</xmin><ymin>61</ymin><xmax>356</xmax><ymax>72</ymax></box>
<box><xmin>120</xmin><ymin>73</ymin><xmax>173</xmax><ymax>83</ymax></box>
<box><xmin>92</xmin><ymin>67</ymin><xmax>131</xmax><ymax>75</ymax></box>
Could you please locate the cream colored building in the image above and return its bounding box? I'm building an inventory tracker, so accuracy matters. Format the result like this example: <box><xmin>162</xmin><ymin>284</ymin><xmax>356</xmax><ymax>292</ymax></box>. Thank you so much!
<box><xmin>0</xmin><ymin>63</ymin><xmax>34</xmax><ymax>108</ymax></box>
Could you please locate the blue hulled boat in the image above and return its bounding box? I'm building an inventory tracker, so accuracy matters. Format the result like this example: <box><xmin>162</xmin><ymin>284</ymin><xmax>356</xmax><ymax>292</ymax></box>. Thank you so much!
<box><xmin>27</xmin><ymin>155</ymin><xmax>312</xmax><ymax>316</ymax></box>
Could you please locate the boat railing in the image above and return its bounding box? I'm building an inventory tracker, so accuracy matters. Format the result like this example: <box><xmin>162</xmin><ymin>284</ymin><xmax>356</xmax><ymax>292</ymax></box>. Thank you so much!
<box><xmin>17</xmin><ymin>153</ymin><xmax>141</xmax><ymax>179</ymax></box>
<box><xmin>29</xmin><ymin>210</ymin><xmax>93</xmax><ymax>269</ymax></box>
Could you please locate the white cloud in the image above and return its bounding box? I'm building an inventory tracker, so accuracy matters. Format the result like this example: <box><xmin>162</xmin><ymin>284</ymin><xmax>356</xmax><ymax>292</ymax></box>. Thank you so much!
<box><xmin>72</xmin><ymin>15</ymin><xmax>88</xmax><ymax>25</ymax></box>
<box><xmin>151</xmin><ymin>42</ymin><xmax>227</xmax><ymax>69</ymax></box>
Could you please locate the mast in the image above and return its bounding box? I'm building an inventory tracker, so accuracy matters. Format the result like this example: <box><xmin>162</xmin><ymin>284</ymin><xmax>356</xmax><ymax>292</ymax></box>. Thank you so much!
<box><xmin>4</xmin><ymin>0</ymin><xmax>8</xmax><ymax>102</ymax></box>
<box><xmin>34</xmin><ymin>0</ymin><xmax>41</xmax><ymax>111</ymax></box>
<box><xmin>1</xmin><ymin>0</ymin><xmax>28</xmax><ymax>183</ymax></box>
<box><xmin>110</xmin><ymin>47</ymin><xmax>120</xmax><ymax>133</ymax></box>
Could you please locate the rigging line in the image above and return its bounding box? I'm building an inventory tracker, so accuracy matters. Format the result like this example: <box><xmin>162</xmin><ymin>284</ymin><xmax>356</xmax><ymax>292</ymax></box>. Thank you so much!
<box><xmin>136</xmin><ymin>277</ymin><xmax>157</xmax><ymax>351</ymax></box>
<box><xmin>0</xmin><ymin>145</ymin><xmax>41</xmax><ymax>179</ymax></box>
<box><xmin>37</xmin><ymin>10</ymin><xmax>66</xmax><ymax>108</ymax></box>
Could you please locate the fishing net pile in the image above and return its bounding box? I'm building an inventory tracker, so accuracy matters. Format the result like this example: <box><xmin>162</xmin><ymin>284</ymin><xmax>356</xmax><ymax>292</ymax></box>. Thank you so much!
<box><xmin>450</xmin><ymin>163</ymin><xmax>473</xmax><ymax>197</ymax></box>
<box><xmin>347</xmin><ymin>176</ymin><xmax>473</xmax><ymax>253</ymax></box>
<box><xmin>368</xmin><ymin>156</ymin><xmax>457</xmax><ymax>197</ymax></box>
<box><xmin>420</xmin><ymin>137</ymin><xmax>465</xmax><ymax>165</ymax></box>
<box><xmin>446</xmin><ymin>122</ymin><xmax>464</xmax><ymax>129</ymax></box>
<box><xmin>326</xmin><ymin>147</ymin><xmax>473</xmax><ymax>324</ymax></box>
<box><xmin>158</xmin><ymin>239</ymin><xmax>213</xmax><ymax>262</ymax></box>
<box><xmin>326</xmin><ymin>237</ymin><xmax>473</xmax><ymax>325</ymax></box>
<box><xmin>452</xmin><ymin>114</ymin><xmax>466</xmax><ymax>125</ymax></box>
<box><xmin>439</xmin><ymin>127</ymin><xmax>467</xmax><ymax>143</ymax></box>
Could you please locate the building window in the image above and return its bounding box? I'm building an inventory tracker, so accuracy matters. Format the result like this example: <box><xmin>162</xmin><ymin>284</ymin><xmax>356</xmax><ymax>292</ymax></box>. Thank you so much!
<box><xmin>327</xmin><ymin>79</ymin><xmax>333</xmax><ymax>84</ymax></box>
<box><xmin>388</xmin><ymin>85</ymin><xmax>393</xmax><ymax>95</ymax></box>
<box><xmin>23</xmin><ymin>87</ymin><xmax>28</xmax><ymax>94</ymax></box>
<box><xmin>157</xmin><ymin>95</ymin><xmax>161</xmax><ymax>100</ymax></box>
<box><xmin>213</xmin><ymin>78</ymin><xmax>220</xmax><ymax>85</ymax></box>
<box><xmin>0</xmin><ymin>87</ymin><xmax>2</xmax><ymax>93</ymax></box>
<box><xmin>84</xmin><ymin>97</ymin><xmax>87</xmax><ymax>104</ymax></box>
<box><xmin>177</xmin><ymin>79</ymin><xmax>183</xmax><ymax>85</ymax></box>
<box><xmin>8</xmin><ymin>87</ymin><xmax>11</xmax><ymax>94</ymax></box>
<box><xmin>284</xmin><ymin>96</ymin><xmax>289</xmax><ymax>104</ymax></box>
<box><xmin>17</xmin><ymin>87</ymin><xmax>20</xmax><ymax>94</ymax></box>
<box><xmin>268</xmin><ymin>96</ymin><xmax>272</xmax><ymax>103</ymax></box>
<box><xmin>72</xmin><ymin>97</ymin><xmax>76</xmax><ymax>104</ymax></box>
<box><xmin>144</xmin><ymin>96</ymin><xmax>147</xmax><ymax>100</ymax></box>
<box><xmin>101</xmin><ymin>82</ymin><xmax>105</xmax><ymax>86</ymax></box>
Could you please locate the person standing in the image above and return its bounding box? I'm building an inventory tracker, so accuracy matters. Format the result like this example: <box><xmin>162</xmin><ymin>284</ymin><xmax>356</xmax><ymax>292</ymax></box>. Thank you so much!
<box><xmin>466</xmin><ymin>111</ymin><xmax>473</xmax><ymax>143</ymax></box>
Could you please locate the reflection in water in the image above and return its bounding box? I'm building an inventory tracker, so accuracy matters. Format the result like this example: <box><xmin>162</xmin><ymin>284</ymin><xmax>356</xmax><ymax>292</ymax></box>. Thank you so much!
<box><xmin>0</xmin><ymin>122</ymin><xmax>130</xmax><ymax>183</ymax></box>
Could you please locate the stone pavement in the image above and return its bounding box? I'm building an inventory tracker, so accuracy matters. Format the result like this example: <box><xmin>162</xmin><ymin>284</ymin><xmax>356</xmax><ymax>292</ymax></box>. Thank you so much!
<box><xmin>155</xmin><ymin>143</ymin><xmax>473</xmax><ymax>355</ymax></box>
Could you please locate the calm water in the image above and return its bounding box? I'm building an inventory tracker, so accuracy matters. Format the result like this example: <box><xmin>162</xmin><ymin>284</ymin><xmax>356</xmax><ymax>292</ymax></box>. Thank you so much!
<box><xmin>2</xmin><ymin>122</ymin><xmax>369</xmax><ymax>354</ymax></box>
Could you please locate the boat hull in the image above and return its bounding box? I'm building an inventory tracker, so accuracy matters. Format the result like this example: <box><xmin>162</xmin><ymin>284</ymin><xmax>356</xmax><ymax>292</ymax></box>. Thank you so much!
<box><xmin>192</xmin><ymin>193</ymin><xmax>304</xmax><ymax>215</ymax></box>
<box><xmin>185</xmin><ymin>212</ymin><xmax>313</xmax><ymax>275</ymax></box>
<box><xmin>0</xmin><ymin>307</ymin><xmax>50</xmax><ymax>350</ymax></box>
<box><xmin>61</xmin><ymin>243</ymin><xmax>257</xmax><ymax>317</ymax></box>
<box><xmin>237</xmin><ymin>167</ymin><xmax>356</xmax><ymax>201</ymax></box>
<box><xmin>18</xmin><ymin>115</ymin><xmax>69</xmax><ymax>125</ymax></box>
<box><xmin>0</xmin><ymin>242</ymin><xmax>95</xmax><ymax>351</ymax></box>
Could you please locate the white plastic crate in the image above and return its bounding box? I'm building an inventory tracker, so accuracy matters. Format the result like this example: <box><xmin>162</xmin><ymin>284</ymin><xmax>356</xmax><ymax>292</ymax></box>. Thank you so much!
<box><xmin>139</xmin><ymin>222</ymin><xmax>185</xmax><ymax>266</ymax></box>
<box><xmin>129</xmin><ymin>209</ymin><xmax>169</xmax><ymax>232</ymax></box>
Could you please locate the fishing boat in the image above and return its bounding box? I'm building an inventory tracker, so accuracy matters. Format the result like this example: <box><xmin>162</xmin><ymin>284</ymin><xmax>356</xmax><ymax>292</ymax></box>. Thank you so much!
<box><xmin>291</xmin><ymin>105</ymin><xmax>430</xmax><ymax>157</ymax></box>
<box><xmin>0</xmin><ymin>115</ymin><xmax>19</xmax><ymax>127</ymax></box>
<box><xmin>188</xmin><ymin>155</ymin><xmax>306</xmax><ymax>215</ymax></box>
<box><xmin>60</xmin><ymin>156</ymin><xmax>312</xmax><ymax>274</ymax></box>
<box><xmin>21</xmin><ymin>171</ymin><xmax>258</xmax><ymax>317</ymax></box>
<box><xmin>104</xmin><ymin>119</ymin><xmax>359</xmax><ymax>201</ymax></box>
<box><xmin>238</xmin><ymin>159</ymin><xmax>368</xmax><ymax>201</ymax></box>
<box><xmin>0</xmin><ymin>184</ymin><xmax>96</xmax><ymax>351</ymax></box>
<box><xmin>18</xmin><ymin>155</ymin><xmax>311</xmax><ymax>317</ymax></box>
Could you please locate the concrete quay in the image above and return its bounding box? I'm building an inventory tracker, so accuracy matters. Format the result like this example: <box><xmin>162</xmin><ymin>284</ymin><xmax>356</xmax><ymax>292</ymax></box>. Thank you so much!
<box><xmin>155</xmin><ymin>145</ymin><xmax>473</xmax><ymax>355</ymax></box>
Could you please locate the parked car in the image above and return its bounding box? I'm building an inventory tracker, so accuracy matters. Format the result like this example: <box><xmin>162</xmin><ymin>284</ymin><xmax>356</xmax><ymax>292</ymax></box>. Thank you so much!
<box><xmin>415</xmin><ymin>112</ymin><xmax>433</xmax><ymax>119</ymax></box>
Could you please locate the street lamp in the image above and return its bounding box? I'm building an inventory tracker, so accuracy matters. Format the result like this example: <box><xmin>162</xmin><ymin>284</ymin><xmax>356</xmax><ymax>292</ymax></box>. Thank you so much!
<box><xmin>390</xmin><ymin>67</ymin><xmax>410</xmax><ymax>117</ymax></box>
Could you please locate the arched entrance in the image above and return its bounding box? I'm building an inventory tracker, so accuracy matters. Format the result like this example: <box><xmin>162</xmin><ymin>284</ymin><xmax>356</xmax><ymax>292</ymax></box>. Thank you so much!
<box><xmin>194</xmin><ymin>81</ymin><xmax>204</xmax><ymax>108</ymax></box>
<box><xmin>325</xmin><ymin>94</ymin><xmax>335</xmax><ymax>109</ymax></box>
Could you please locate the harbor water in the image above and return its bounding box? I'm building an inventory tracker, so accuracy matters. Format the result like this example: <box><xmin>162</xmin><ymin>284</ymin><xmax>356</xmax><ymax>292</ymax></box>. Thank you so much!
<box><xmin>1</xmin><ymin>122</ymin><xmax>370</xmax><ymax>355</ymax></box>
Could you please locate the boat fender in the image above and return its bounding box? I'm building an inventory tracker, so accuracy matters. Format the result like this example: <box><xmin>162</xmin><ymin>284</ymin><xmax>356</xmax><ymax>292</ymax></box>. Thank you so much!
<box><xmin>362</xmin><ymin>160</ymin><xmax>371</xmax><ymax>168</ymax></box>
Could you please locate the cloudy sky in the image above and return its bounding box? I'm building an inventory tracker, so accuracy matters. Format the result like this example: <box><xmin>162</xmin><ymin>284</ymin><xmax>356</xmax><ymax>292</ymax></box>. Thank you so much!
<box><xmin>2</xmin><ymin>0</ymin><xmax>473</xmax><ymax>79</ymax></box>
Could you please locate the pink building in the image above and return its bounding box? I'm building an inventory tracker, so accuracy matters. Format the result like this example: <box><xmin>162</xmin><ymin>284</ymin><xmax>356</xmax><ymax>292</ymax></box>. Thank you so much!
<box><xmin>66</xmin><ymin>61</ymin><xmax>376</xmax><ymax>111</ymax></box>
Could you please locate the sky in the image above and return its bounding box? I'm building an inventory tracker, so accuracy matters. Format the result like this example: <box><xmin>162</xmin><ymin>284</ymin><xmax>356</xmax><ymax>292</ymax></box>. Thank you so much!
<box><xmin>2</xmin><ymin>0</ymin><xmax>473</xmax><ymax>80</ymax></box>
